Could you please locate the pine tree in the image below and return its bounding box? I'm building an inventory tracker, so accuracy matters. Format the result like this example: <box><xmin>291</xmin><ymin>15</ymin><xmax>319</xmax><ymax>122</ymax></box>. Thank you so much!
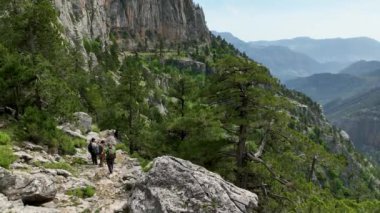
<box><xmin>208</xmin><ymin>56</ymin><xmax>282</xmax><ymax>187</ymax></box>
<box><xmin>116</xmin><ymin>56</ymin><xmax>148</xmax><ymax>154</ymax></box>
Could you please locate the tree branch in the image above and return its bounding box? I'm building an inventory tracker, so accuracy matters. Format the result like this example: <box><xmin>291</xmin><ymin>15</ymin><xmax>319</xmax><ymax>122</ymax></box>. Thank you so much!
<box><xmin>247</xmin><ymin>152</ymin><xmax>291</xmax><ymax>186</ymax></box>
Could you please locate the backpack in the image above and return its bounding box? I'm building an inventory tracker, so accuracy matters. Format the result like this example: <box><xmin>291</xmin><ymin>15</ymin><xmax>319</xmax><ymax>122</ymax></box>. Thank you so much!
<box><xmin>107</xmin><ymin>146</ymin><xmax>116</xmax><ymax>159</ymax></box>
<box><xmin>91</xmin><ymin>143</ymin><xmax>99</xmax><ymax>155</ymax></box>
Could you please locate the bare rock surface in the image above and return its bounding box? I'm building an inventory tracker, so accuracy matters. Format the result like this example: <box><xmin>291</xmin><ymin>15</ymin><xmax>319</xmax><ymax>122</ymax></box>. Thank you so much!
<box><xmin>127</xmin><ymin>156</ymin><xmax>259</xmax><ymax>213</ymax></box>
<box><xmin>0</xmin><ymin>169</ymin><xmax>57</xmax><ymax>206</ymax></box>
<box><xmin>54</xmin><ymin>0</ymin><xmax>210</xmax><ymax>51</ymax></box>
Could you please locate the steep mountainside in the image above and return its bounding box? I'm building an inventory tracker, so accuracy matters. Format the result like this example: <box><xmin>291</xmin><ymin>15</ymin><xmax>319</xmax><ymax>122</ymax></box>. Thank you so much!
<box><xmin>325</xmin><ymin>88</ymin><xmax>380</xmax><ymax>163</ymax></box>
<box><xmin>214</xmin><ymin>32</ymin><xmax>348</xmax><ymax>81</ymax></box>
<box><xmin>55</xmin><ymin>0</ymin><xmax>210</xmax><ymax>50</ymax></box>
<box><xmin>285</xmin><ymin>73</ymin><xmax>366</xmax><ymax>104</ymax></box>
<box><xmin>250</xmin><ymin>37</ymin><xmax>380</xmax><ymax>63</ymax></box>
<box><xmin>0</xmin><ymin>1</ymin><xmax>379</xmax><ymax>212</ymax></box>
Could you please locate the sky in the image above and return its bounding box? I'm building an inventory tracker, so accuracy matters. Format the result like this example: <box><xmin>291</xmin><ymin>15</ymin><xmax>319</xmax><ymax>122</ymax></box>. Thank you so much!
<box><xmin>193</xmin><ymin>0</ymin><xmax>380</xmax><ymax>42</ymax></box>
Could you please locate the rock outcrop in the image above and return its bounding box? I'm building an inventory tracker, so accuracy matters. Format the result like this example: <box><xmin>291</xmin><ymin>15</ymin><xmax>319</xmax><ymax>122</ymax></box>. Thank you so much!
<box><xmin>127</xmin><ymin>156</ymin><xmax>258</xmax><ymax>213</ymax></box>
<box><xmin>1</xmin><ymin>118</ymin><xmax>259</xmax><ymax>212</ymax></box>
<box><xmin>0</xmin><ymin>168</ymin><xmax>57</xmax><ymax>206</ymax></box>
<box><xmin>54</xmin><ymin>0</ymin><xmax>210</xmax><ymax>51</ymax></box>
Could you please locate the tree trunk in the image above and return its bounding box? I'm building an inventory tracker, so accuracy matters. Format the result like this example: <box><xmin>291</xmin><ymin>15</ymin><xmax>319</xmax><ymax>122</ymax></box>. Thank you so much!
<box><xmin>308</xmin><ymin>155</ymin><xmax>318</xmax><ymax>182</ymax></box>
<box><xmin>236</xmin><ymin>91</ymin><xmax>248</xmax><ymax>187</ymax></box>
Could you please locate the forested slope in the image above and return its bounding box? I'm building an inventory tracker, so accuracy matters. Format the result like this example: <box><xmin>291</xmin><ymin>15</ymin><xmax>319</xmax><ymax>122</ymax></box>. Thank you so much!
<box><xmin>0</xmin><ymin>0</ymin><xmax>379</xmax><ymax>212</ymax></box>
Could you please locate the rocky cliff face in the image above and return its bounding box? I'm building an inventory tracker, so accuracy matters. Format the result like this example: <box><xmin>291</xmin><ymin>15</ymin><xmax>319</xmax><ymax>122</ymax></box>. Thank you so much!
<box><xmin>54</xmin><ymin>0</ymin><xmax>210</xmax><ymax>50</ymax></box>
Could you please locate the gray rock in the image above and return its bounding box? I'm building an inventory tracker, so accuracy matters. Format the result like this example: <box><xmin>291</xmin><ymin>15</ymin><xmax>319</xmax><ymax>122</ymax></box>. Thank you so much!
<box><xmin>10</xmin><ymin>163</ymin><xmax>31</xmax><ymax>170</ymax></box>
<box><xmin>0</xmin><ymin>170</ymin><xmax>57</xmax><ymax>206</ymax></box>
<box><xmin>54</xmin><ymin>0</ymin><xmax>210</xmax><ymax>53</ymax></box>
<box><xmin>14</xmin><ymin>151</ymin><xmax>34</xmax><ymax>163</ymax></box>
<box><xmin>73</xmin><ymin>112</ymin><xmax>93</xmax><ymax>133</ymax></box>
<box><xmin>41</xmin><ymin>169</ymin><xmax>72</xmax><ymax>178</ymax></box>
<box><xmin>0</xmin><ymin>193</ymin><xmax>59</xmax><ymax>213</ymax></box>
<box><xmin>23</xmin><ymin>142</ymin><xmax>45</xmax><ymax>152</ymax></box>
<box><xmin>127</xmin><ymin>156</ymin><xmax>258</xmax><ymax>213</ymax></box>
<box><xmin>0</xmin><ymin>168</ymin><xmax>16</xmax><ymax>191</ymax></box>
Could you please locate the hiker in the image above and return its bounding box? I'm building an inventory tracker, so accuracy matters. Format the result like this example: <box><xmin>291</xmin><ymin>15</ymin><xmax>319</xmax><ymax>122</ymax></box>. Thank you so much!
<box><xmin>88</xmin><ymin>138</ymin><xmax>99</xmax><ymax>165</ymax></box>
<box><xmin>98</xmin><ymin>140</ymin><xmax>106</xmax><ymax>167</ymax></box>
<box><xmin>105</xmin><ymin>143</ymin><xmax>116</xmax><ymax>174</ymax></box>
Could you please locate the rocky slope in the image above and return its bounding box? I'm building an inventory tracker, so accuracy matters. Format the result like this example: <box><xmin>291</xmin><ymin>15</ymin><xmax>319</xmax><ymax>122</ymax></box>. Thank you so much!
<box><xmin>54</xmin><ymin>0</ymin><xmax>210</xmax><ymax>51</ymax></box>
<box><xmin>0</xmin><ymin>121</ymin><xmax>258</xmax><ymax>212</ymax></box>
<box><xmin>325</xmin><ymin>88</ymin><xmax>380</xmax><ymax>163</ymax></box>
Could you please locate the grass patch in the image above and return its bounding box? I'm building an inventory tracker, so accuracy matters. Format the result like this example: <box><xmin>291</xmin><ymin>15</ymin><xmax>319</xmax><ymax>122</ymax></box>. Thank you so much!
<box><xmin>142</xmin><ymin>161</ymin><xmax>153</xmax><ymax>173</ymax></box>
<box><xmin>0</xmin><ymin>145</ymin><xmax>17</xmax><ymax>169</ymax></box>
<box><xmin>131</xmin><ymin>153</ymin><xmax>152</xmax><ymax>172</ymax></box>
<box><xmin>71</xmin><ymin>157</ymin><xmax>88</xmax><ymax>166</ymax></box>
<box><xmin>0</xmin><ymin>131</ymin><xmax>11</xmax><ymax>145</ymax></box>
<box><xmin>43</xmin><ymin>162</ymin><xmax>76</xmax><ymax>174</ymax></box>
<box><xmin>66</xmin><ymin>186</ymin><xmax>96</xmax><ymax>199</ymax></box>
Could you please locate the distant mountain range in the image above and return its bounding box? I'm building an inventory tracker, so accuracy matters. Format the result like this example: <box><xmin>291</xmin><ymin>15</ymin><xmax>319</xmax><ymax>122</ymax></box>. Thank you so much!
<box><xmin>250</xmin><ymin>37</ymin><xmax>380</xmax><ymax>63</ymax></box>
<box><xmin>340</xmin><ymin>60</ymin><xmax>380</xmax><ymax>76</ymax></box>
<box><xmin>285</xmin><ymin>60</ymin><xmax>380</xmax><ymax>104</ymax></box>
<box><xmin>213</xmin><ymin>32</ymin><xmax>380</xmax><ymax>81</ymax></box>
<box><xmin>285</xmin><ymin>73</ymin><xmax>366</xmax><ymax>104</ymax></box>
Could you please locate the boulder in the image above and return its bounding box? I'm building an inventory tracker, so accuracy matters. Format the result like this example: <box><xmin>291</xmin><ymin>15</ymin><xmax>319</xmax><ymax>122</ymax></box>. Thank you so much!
<box><xmin>73</xmin><ymin>112</ymin><xmax>92</xmax><ymax>133</ymax></box>
<box><xmin>0</xmin><ymin>193</ymin><xmax>59</xmax><ymax>213</ymax></box>
<box><xmin>0</xmin><ymin>170</ymin><xmax>57</xmax><ymax>206</ymax></box>
<box><xmin>127</xmin><ymin>156</ymin><xmax>258</xmax><ymax>213</ymax></box>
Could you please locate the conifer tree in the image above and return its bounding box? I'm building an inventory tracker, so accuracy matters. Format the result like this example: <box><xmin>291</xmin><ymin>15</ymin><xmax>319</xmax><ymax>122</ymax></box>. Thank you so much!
<box><xmin>116</xmin><ymin>56</ymin><xmax>148</xmax><ymax>154</ymax></box>
<box><xmin>208</xmin><ymin>56</ymin><xmax>282</xmax><ymax>187</ymax></box>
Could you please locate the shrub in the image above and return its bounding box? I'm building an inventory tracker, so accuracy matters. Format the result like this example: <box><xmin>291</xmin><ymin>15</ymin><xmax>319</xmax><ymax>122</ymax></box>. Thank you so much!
<box><xmin>66</xmin><ymin>186</ymin><xmax>96</xmax><ymax>198</ymax></box>
<box><xmin>115</xmin><ymin>143</ymin><xmax>128</xmax><ymax>152</ymax></box>
<box><xmin>0</xmin><ymin>131</ymin><xmax>11</xmax><ymax>145</ymax></box>
<box><xmin>17</xmin><ymin>107</ymin><xmax>57</xmax><ymax>147</ymax></box>
<box><xmin>0</xmin><ymin>145</ymin><xmax>17</xmax><ymax>169</ymax></box>
<box><xmin>91</xmin><ymin>124</ymin><xmax>100</xmax><ymax>133</ymax></box>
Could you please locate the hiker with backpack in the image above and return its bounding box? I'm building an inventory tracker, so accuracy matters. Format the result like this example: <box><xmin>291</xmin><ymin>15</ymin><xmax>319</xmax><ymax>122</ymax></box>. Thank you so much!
<box><xmin>98</xmin><ymin>140</ymin><xmax>106</xmax><ymax>167</ymax></box>
<box><xmin>88</xmin><ymin>138</ymin><xmax>99</xmax><ymax>165</ymax></box>
<box><xmin>105</xmin><ymin>143</ymin><xmax>116</xmax><ymax>174</ymax></box>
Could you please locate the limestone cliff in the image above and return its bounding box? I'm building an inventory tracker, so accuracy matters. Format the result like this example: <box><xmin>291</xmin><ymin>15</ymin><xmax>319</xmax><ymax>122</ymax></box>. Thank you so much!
<box><xmin>54</xmin><ymin>0</ymin><xmax>210</xmax><ymax>51</ymax></box>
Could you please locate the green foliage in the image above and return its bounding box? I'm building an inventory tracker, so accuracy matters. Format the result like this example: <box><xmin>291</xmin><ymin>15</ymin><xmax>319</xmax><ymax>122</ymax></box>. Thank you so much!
<box><xmin>91</xmin><ymin>124</ymin><xmax>100</xmax><ymax>133</ymax></box>
<box><xmin>0</xmin><ymin>1</ymin><xmax>378</xmax><ymax>211</ymax></box>
<box><xmin>66</xmin><ymin>186</ymin><xmax>96</xmax><ymax>199</ymax></box>
<box><xmin>83</xmin><ymin>38</ymin><xmax>102</xmax><ymax>55</ymax></box>
<box><xmin>115</xmin><ymin>143</ymin><xmax>128</xmax><ymax>152</ymax></box>
<box><xmin>43</xmin><ymin>162</ymin><xmax>76</xmax><ymax>174</ymax></box>
<box><xmin>0</xmin><ymin>131</ymin><xmax>11</xmax><ymax>145</ymax></box>
<box><xmin>71</xmin><ymin>157</ymin><xmax>88</xmax><ymax>166</ymax></box>
<box><xmin>0</xmin><ymin>145</ymin><xmax>17</xmax><ymax>169</ymax></box>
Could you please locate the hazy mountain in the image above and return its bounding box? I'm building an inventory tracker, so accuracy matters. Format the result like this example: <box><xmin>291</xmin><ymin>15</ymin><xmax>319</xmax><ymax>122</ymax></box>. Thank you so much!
<box><xmin>285</xmin><ymin>73</ymin><xmax>366</xmax><ymax>104</ymax></box>
<box><xmin>286</xmin><ymin>60</ymin><xmax>380</xmax><ymax>104</ymax></box>
<box><xmin>324</xmin><ymin>88</ymin><xmax>380</xmax><ymax>163</ymax></box>
<box><xmin>340</xmin><ymin>60</ymin><xmax>380</xmax><ymax>76</ymax></box>
<box><xmin>250</xmin><ymin>37</ymin><xmax>380</xmax><ymax>63</ymax></box>
<box><xmin>213</xmin><ymin>32</ymin><xmax>349</xmax><ymax>81</ymax></box>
